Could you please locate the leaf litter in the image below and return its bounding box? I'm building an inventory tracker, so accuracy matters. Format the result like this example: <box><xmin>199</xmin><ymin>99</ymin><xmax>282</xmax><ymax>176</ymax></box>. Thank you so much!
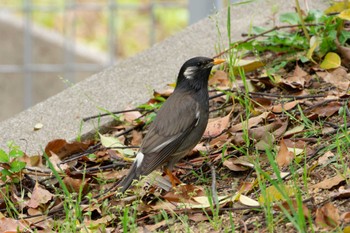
<box><xmin>1</xmin><ymin>4</ymin><xmax>350</xmax><ymax>233</ymax></box>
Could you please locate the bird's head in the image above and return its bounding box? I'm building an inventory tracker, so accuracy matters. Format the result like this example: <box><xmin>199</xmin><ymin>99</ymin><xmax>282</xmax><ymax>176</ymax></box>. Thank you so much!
<box><xmin>176</xmin><ymin>57</ymin><xmax>225</xmax><ymax>91</ymax></box>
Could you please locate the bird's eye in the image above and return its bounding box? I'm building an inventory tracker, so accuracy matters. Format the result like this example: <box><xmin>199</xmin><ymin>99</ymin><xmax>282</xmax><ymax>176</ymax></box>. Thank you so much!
<box><xmin>197</xmin><ymin>62</ymin><xmax>202</xmax><ymax>66</ymax></box>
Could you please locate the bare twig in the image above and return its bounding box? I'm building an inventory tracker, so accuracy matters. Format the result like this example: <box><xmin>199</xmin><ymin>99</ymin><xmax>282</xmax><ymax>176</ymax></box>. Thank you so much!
<box><xmin>83</xmin><ymin>108</ymin><xmax>144</xmax><ymax>122</ymax></box>
<box><xmin>210</xmin><ymin>165</ymin><xmax>219</xmax><ymax>206</ymax></box>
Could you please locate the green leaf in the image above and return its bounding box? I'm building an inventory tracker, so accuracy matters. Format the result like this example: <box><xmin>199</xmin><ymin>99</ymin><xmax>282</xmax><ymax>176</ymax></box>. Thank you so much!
<box><xmin>99</xmin><ymin>134</ymin><xmax>135</xmax><ymax>157</ymax></box>
<box><xmin>0</xmin><ymin>149</ymin><xmax>10</xmax><ymax>163</ymax></box>
<box><xmin>0</xmin><ymin>169</ymin><xmax>12</xmax><ymax>181</ymax></box>
<box><xmin>10</xmin><ymin>161</ymin><xmax>26</xmax><ymax>173</ymax></box>
<box><xmin>9</xmin><ymin>148</ymin><xmax>24</xmax><ymax>158</ymax></box>
<box><xmin>280</xmin><ymin>12</ymin><xmax>300</xmax><ymax>25</ymax></box>
<box><xmin>320</xmin><ymin>52</ymin><xmax>341</xmax><ymax>69</ymax></box>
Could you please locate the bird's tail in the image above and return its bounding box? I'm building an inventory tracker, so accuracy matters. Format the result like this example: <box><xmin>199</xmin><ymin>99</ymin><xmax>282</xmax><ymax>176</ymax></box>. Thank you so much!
<box><xmin>118</xmin><ymin>162</ymin><xmax>139</xmax><ymax>193</ymax></box>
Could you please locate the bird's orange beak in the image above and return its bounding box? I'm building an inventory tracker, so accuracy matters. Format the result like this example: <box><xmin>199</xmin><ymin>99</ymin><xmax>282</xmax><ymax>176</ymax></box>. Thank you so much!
<box><xmin>212</xmin><ymin>58</ymin><xmax>226</xmax><ymax>65</ymax></box>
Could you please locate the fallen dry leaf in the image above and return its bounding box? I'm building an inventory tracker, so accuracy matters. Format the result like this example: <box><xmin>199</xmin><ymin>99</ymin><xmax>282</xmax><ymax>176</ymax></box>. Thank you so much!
<box><xmin>131</xmin><ymin>130</ymin><xmax>143</xmax><ymax>146</ymax></box>
<box><xmin>255</xmin><ymin>132</ymin><xmax>275</xmax><ymax>150</ymax></box>
<box><xmin>317</xmin><ymin>67</ymin><xmax>350</xmax><ymax>91</ymax></box>
<box><xmin>27</xmin><ymin>183</ymin><xmax>54</xmax><ymax>209</ymax></box>
<box><xmin>204</xmin><ymin>112</ymin><xmax>231</xmax><ymax>137</ymax></box>
<box><xmin>280</xmin><ymin>65</ymin><xmax>308</xmax><ymax>90</ymax></box>
<box><xmin>162</xmin><ymin>184</ymin><xmax>205</xmax><ymax>204</ymax></box>
<box><xmin>188</xmin><ymin>213</ymin><xmax>208</xmax><ymax>222</ymax></box>
<box><xmin>223</xmin><ymin>158</ymin><xmax>250</xmax><ymax>171</ymax></box>
<box><xmin>230</xmin><ymin>111</ymin><xmax>270</xmax><ymax>132</ymax></box>
<box><xmin>342</xmin><ymin>212</ymin><xmax>350</xmax><ymax>223</ymax></box>
<box><xmin>123</xmin><ymin>107</ymin><xmax>142</xmax><ymax>123</ymax></box>
<box><xmin>283</xmin><ymin>124</ymin><xmax>305</xmax><ymax>137</ymax></box>
<box><xmin>209</xmin><ymin>70</ymin><xmax>230</xmax><ymax>88</ymax></box>
<box><xmin>317</xmin><ymin>151</ymin><xmax>335</xmax><ymax>165</ymax></box>
<box><xmin>315</xmin><ymin>202</ymin><xmax>340</xmax><ymax>229</ymax></box>
<box><xmin>44</xmin><ymin>139</ymin><xmax>93</xmax><ymax>159</ymax></box>
<box><xmin>271</xmin><ymin>100</ymin><xmax>300</xmax><ymax>113</ymax></box>
<box><xmin>274</xmin><ymin>199</ymin><xmax>310</xmax><ymax>219</ymax></box>
<box><xmin>248</xmin><ymin>119</ymin><xmax>283</xmax><ymax>140</ymax></box>
<box><xmin>154</xmin><ymin>88</ymin><xmax>174</xmax><ymax>97</ymax></box>
<box><xmin>332</xmin><ymin>186</ymin><xmax>350</xmax><ymax>199</ymax></box>
<box><xmin>239</xmin><ymin>194</ymin><xmax>260</xmax><ymax>207</ymax></box>
<box><xmin>276</xmin><ymin>139</ymin><xmax>295</xmax><ymax>168</ymax></box>
<box><xmin>311</xmin><ymin>174</ymin><xmax>345</xmax><ymax>190</ymax></box>
<box><xmin>0</xmin><ymin>217</ymin><xmax>31</xmax><ymax>233</ymax></box>
<box><xmin>63</xmin><ymin>176</ymin><xmax>90</xmax><ymax>194</ymax></box>
<box><xmin>48</xmin><ymin>153</ymin><xmax>69</xmax><ymax>171</ymax></box>
<box><xmin>309</xmin><ymin>101</ymin><xmax>342</xmax><ymax>118</ymax></box>
<box><xmin>238</xmin><ymin>181</ymin><xmax>256</xmax><ymax>194</ymax></box>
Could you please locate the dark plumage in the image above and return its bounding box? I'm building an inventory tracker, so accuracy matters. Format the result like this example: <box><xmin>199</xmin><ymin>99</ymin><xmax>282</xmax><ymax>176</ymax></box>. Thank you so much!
<box><xmin>119</xmin><ymin>56</ymin><xmax>225</xmax><ymax>192</ymax></box>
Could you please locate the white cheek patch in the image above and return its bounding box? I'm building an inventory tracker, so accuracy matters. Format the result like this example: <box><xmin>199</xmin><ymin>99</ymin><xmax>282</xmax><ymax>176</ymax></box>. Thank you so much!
<box><xmin>184</xmin><ymin>66</ymin><xmax>197</xmax><ymax>79</ymax></box>
<box><xmin>135</xmin><ymin>152</ymin><xmax>144</xmax><ymax>168</ymax></box>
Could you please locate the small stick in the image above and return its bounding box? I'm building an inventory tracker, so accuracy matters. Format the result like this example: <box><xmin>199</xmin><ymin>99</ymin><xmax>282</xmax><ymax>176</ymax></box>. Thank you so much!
<box><xmin>210</xmin><ymin>164</ymin><xmax>219</xmax><ymax>206</ymax></box>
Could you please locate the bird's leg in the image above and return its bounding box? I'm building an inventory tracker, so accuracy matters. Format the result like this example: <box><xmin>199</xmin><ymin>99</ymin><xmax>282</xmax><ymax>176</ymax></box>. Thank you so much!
<box><xmin>165</xmin><ymin>168</ymin><xmax>181</xmax><ymax>188</ymax></box>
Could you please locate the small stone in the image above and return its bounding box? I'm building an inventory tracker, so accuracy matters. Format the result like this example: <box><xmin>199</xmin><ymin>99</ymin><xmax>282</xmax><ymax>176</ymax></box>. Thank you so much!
<box><xmin>34</xmin><ymin>123</ymin><xmax>43</xmax><ymax>131</ymax></box>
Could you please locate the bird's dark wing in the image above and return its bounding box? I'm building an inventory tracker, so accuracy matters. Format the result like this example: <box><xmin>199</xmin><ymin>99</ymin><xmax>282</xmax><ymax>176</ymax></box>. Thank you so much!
<box><xmin>138</xmin><ymin>91</ymin><xmax>199</xmax><ymax>175</ymax></box>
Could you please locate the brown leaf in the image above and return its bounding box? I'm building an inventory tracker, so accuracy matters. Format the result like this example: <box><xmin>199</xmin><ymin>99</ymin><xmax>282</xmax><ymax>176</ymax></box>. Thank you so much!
<box><xmin>272</xmin><ymin>119</ymin><xmax>289</xmax><ymax>138</ymax></box>
<box><xmin>248</xmin><ymin>119</ymin><xmax>284</xmax><ymax>140</ymax></box>
<box><xmin>203</xmin><ymin>112</ymin><xmax>231</xmax><ymax>137</ymax></box>
<box><xmin>123</xmin><ymin>108</ymin><xmax>142</xmax><ymax>123</ymax></box>
<box><xmin>276</xmin><ymin>139</ymin><xmax>294</xmax><ymax>168</ymax></box>
<box><xmin>49</xmin><ymin>153</ymin><xmax>69</xmax><ymax>171</ymax></box>
<box><xmin>315</xmin><ymin>202</ymin><xmax>340</xmax><ymax>229</ymax></box>
<box><xmin>280</xmin><ymin>65</ymin><xmax>308</xmax><ymax>90</ymax></box>
<box><xmin>19</xmin><ymin>154</ymin><xmax>42</xmax><ymax>167</ymax></box>
<box><xmin>230</xmin><ymin>112</ymin><xmax>270</xmax><ymax>132</ymax></box>
<box><xmin>131</xmin><ymin>130</ymin><xmax>143</xmax><ymax>146</ymax></box>
<box><xmin>44</xmin><ymin>139</ymin><xmax>93</xmax><ymax>159</ymax></box>
<box><xmin>271</xmin><ymin>100</ymin><xmax>300</xmax><ymax>113</ymax></box>
<box><xmin>209</xmin><ymin>133</ymin><xmax>229</xmax><ymax>147</ymax></box>
<box><xmin>63</xmin><ymin>176</ymin><xmax>90</xmax><ymax>194</ymax></box>
<box><xmin>162</xmin><ymin>185</ymin><xmax>205</xmax><ymax>204</ymax></box>
<box><xmin>154</xmin><ymin>88</ymin><xmax>174</xmax><ymax>98</ymax></box>
<box><xmin>317</xmin><ymin>68</ymin><xmax>350</xmax><ymax>91</ymax></box>
<box><xmin>223</xmin><ymin>156</ymin><xmax>254</xmax><ymax>171</ymax></box>
<box><xmin>223</xmin><ymin>158</ymin><xmax>249</xmax><ymax>171</ymax></box>
<box><xmin>238</xmin><ymin>181</ymin><xmax>256</xmax><ymax>194</ymax></box>
<box><xmin>188</xmin><ymin>213</ymin><xmax>208</xmax><ymax>222</ymax></box>
<box><xmin>274</xmin><ymin>199</ymin><xmax>310</xmax><ymax>219</ymax></box>
<box><xmin>0</xmin><ymin>217</ymin><xmax>30</xmax><ymax>232</ymax></box>
<box><xmin>317</xmin><ymin>151</ymin><xmax>335</xmax><ymax>165</ymax></box>
<box><xmin>311</xmin><ymin>174</ymin><xmax>345</xmax><ymax>190</ymax></box>
<box><xmin>27</xmin><ymin>183</ymin><xmax>54</xmax><ymax>208</ymax></box>
<box><xmin>208</xmin><ymin>70</ymin><xmax>229</xmax><ymax>88</ymax></box>
<box><xmin>252</xmin><ymin>97</ymin><xmax>273</xmax><ymax>109</ymax></box>
<box><xmin>341</xmin><ymin>212</ymin><xmax>350</xmax><ymax>223</ymax></box>
<box><xmin>309</xmin><ymin>101</ymin><xmax>342</xmax><ymax>118</ymax></box>
<box><xmin>332</xmin><ymin>186</ymin><xmax>350</xmax><ymax>199</ymax></box>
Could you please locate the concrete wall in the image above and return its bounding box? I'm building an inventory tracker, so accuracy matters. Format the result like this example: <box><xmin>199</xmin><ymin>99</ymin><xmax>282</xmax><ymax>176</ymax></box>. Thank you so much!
<box><xmin>0</xmin><ymin>12</ymin><xmax>108</xmax><ymax>122</ymax></box>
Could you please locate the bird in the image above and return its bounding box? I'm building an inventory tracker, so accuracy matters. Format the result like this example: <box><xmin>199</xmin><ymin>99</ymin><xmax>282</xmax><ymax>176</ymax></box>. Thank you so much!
<box><xmin>118</xmin><ymin>56</ymin><xmax>225</xmax><ymax>193</ymax></box>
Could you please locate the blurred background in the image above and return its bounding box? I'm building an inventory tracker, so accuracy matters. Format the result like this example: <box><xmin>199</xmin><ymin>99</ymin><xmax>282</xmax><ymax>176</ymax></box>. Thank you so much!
<box><xmin>0</xmin><ymin>0</ymin><xmax>236</xmax><ymax>122</ymax></box>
